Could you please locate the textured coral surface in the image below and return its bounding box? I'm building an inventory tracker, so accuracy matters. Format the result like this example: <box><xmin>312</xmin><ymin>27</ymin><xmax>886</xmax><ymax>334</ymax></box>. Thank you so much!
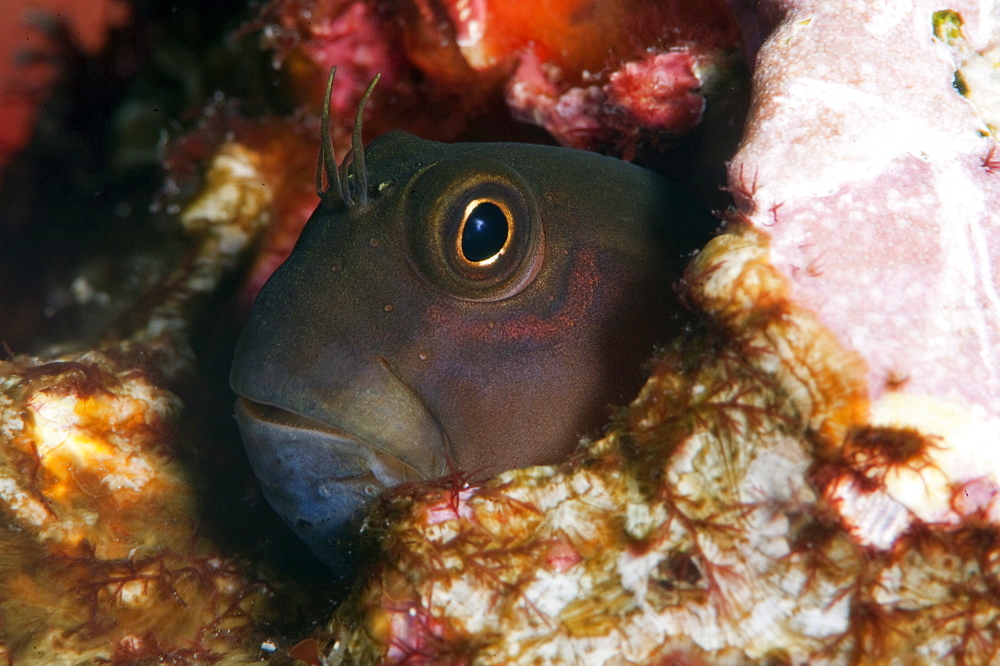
<box><xmin>728</xmin><ymin>0</ymin><xmax>1000</xmax><ymax>543</ymax></box>
<box><xmin>732</xmin><ymin>0</ymin><xmax>1000</xmax><ymax>443</ymax></box>
<box><xmin>0</xmin><ymin>135</ymin><xmax>316</xmax><ymax>664</ymax></box>
<box><xmin>0</xmin><ymin>350</ymin><xmax>283</xmax><ymax>664</ymax></box>
<box><xmin>2</xmin><ymin>0</ymin><xmax>999</xmax><ymax>664</ymax></box>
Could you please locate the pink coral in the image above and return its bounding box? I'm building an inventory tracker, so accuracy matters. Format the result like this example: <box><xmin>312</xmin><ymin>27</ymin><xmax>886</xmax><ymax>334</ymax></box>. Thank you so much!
<box><xmin>607</xmin><ymin>52</ymin><xmax>705</xmax><ymax>133</ymax></box>
<box><xmin>505</xmin><ymin>47</ymin><xmax>719</xmax><ymax>158</ymax></box>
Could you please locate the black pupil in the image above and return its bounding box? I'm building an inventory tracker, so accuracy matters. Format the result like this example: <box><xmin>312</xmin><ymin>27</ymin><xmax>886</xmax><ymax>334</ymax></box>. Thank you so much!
<box><xmin>461</xmin><ymin>202</ymin><xmax>509</xmax><ymax>262</ymax></box>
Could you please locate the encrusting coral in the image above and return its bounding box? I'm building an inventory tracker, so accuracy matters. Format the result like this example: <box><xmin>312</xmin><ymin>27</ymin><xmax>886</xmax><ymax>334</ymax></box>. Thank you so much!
<box><xmin>0</xmin><ymin>142</ymin><xmax>315</xmax><ymax>664</ymax></box>
<box><xmin>2</xmin><ymin>0</ymin><xmax>1000</xmax><ymax>663</ymax></box>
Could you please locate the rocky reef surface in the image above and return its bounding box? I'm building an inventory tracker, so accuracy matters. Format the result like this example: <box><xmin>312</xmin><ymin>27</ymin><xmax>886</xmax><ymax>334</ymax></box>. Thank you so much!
<box><xmin>1</xmin><ymin>0</ymin><xmax>998</xmax><ymax>663</ymax></box>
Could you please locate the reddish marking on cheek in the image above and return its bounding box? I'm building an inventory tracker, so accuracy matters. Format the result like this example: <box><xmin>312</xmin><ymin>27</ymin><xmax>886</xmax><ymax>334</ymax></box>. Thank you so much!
<box><xmin>427</xmin><ymin>247</ymin><xmax>604</xmax><ymax>343</ymax></box>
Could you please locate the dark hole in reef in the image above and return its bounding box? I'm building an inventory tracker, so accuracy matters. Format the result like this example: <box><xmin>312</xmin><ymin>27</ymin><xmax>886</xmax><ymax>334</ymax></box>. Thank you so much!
<box><xmin>953</xmin><ymin>70</ymin><xmax>970</xmax><ymax>96</ymax></box>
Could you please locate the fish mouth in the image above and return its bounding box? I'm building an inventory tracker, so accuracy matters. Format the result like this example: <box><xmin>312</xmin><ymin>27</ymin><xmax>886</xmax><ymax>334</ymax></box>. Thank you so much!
<box><xmin>233</xmin><ymin>398</ymin><xmax>436</xmax><ymax>569</ymax></box>
<box><xmin>237</xmin><ymin>398</ymin><xmax>431</xmax><ymax>485</ymax></box>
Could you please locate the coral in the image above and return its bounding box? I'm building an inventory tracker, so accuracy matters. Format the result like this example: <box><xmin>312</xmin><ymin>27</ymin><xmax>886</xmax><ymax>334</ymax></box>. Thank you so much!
<box><xmin>4</xmin><ymin>0</ymin><xmax>1000</xmax><ymax>663</ymax></box>
<box><xmin>0</xmin><ymin>136</ymin><xmax>307</xmax><ymax>664</ymax></box>
<box><xmin>0</xmin><ymin>350</ymin><xmax>300</xmax><ymax>664</ymax></box>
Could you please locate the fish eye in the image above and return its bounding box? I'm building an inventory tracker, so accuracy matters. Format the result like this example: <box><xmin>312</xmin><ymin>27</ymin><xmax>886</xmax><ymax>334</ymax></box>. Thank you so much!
<box><xmin>406</xmin><ymin>156</ymin><xmax>543</xmax><ymax>302</ymax></box>
<box><xmin>458</xmin><ymin>200</ymin><xmax>511</xmax><ymax>265</ymax></box>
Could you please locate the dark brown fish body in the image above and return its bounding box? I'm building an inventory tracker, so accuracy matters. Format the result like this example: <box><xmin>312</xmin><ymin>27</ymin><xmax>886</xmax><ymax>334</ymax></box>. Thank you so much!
<box><xmin>230</xmin><ymin>128</ymin><xmax>711</xmax><ymax>570</ymax></box>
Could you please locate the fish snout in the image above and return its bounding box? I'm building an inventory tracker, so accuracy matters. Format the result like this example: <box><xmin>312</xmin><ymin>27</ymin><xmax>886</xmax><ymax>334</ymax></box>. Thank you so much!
<box><xmin>231</xmin><ymin>359</ymin><xmax>450</xmax><ymax>568</ymax></box>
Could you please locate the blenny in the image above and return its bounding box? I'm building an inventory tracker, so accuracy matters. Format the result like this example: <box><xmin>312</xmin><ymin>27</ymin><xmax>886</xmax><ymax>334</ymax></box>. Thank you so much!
<box><xmin>230</xmin><ymin>71</ymin><xmax>713</xmax><ymax>570</ymax></box>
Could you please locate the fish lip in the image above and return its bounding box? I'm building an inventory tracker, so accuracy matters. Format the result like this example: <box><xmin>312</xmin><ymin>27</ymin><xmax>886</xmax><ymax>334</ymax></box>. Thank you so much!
<box><xmin>234</xmin><ymin>397</ymin><xmax>431</xmax><ymax>485</ymax></box>
<box><xmin>234</xmin><ymin>396</ymin><xmax>429</xmax><ymax>572</ymax></box>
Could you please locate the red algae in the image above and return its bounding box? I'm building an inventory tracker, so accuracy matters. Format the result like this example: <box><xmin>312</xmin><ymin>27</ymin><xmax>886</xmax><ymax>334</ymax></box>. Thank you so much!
<box><xmin>0</xmin><ymin>0</ymin><xmax>130</xmax><ymax>171</ymax></box>
<box><xmin>0</xmin><ymin>352</ymin><xmax>295</xmax><ymax>662</ymax></box>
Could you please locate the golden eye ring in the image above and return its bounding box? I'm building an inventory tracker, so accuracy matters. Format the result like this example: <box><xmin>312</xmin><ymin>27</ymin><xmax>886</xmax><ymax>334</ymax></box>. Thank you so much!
<box><xmin>405</xmin><ymin>155</ymin><xmax>544</xmax><ymax>302</ymax></box>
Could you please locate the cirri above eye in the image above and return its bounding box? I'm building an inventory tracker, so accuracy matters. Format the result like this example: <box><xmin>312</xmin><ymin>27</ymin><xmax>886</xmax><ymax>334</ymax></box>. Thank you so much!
<box><xmin>229</xmin><ymin>72</ymin><xmax>715</xmax><ymax>577</ymax></box>
<box><xmin>460</xmin><ymin>200</ymin><xmax>510</xmax><ymax>264</ymax></box>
